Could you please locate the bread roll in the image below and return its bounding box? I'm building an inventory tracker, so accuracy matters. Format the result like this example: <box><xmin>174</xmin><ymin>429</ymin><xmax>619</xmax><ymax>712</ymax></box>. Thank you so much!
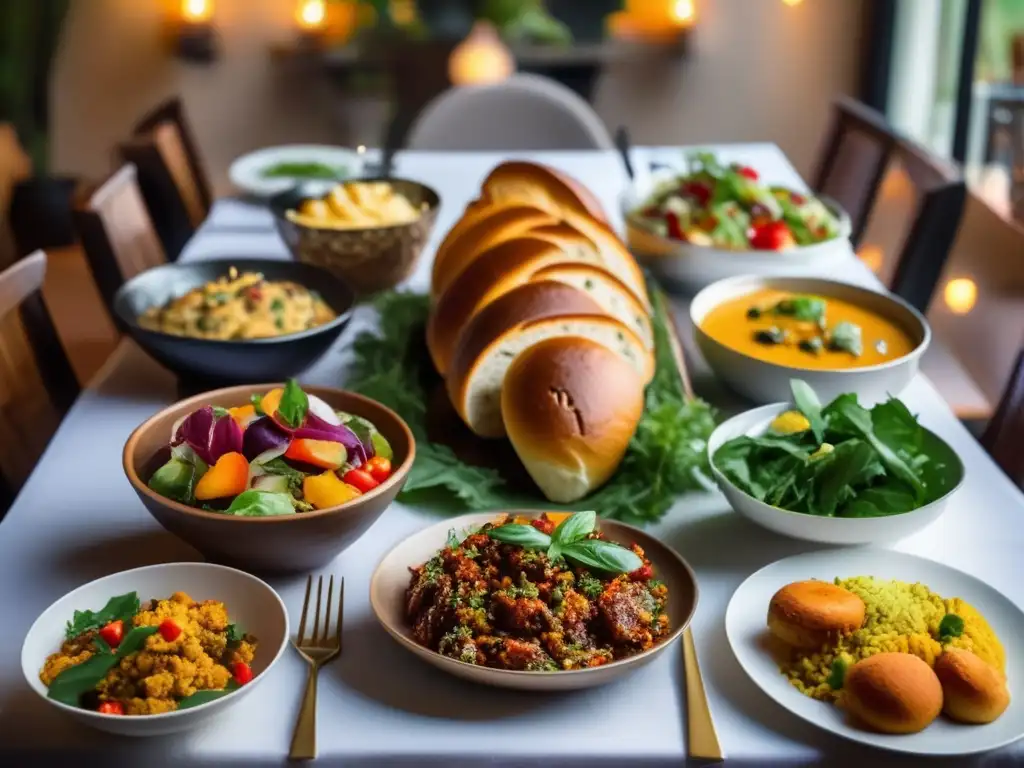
<box><xmin>767</xmin><ymin>581</ymin><xmax>866</xmax><ymax>649</ymax></box>
<box><xmin>502</xmin><ymin>337</ymin><xmax>644</xmax><ymax>502</ymax></box>
<box><xmin>934</xmin><ymin>648</ymin><xmax>1010</xmax><ymax>724</ymax></box>
<box><xmin>842</xmin><ymin>653</ymin><xmax>943</xmax><ymax>734</ymax></box>
<box><xmin>427</xmin><ymin>234</ymin><xmax>637</xmax><ymax>376</ymax></box>
<box><xmin>480</xmin><ymin>164</ymin><xmax>649</xmax><ymax>309</ymax></box>
<box><xmin>447</xmin><ymin>294</ymin><xmax>652</xmax><ymax>437</ymax></box>
<box><xmin>431</xmin><ymin>204</ymin><xmax>556</xmax><ymax>298</ymax></box>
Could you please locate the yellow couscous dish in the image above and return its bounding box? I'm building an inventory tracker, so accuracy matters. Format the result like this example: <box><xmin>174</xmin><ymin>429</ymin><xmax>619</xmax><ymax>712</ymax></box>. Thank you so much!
<box><xmin>41</xmin><ymin>591</ymin><xmax>256</xmax><ymax>716</ymax></box>
<box><xmin>774</xmin><ymin>576</ymin><xmax>1005</xmax><ymax>703</ymax></box>
<box><xmin>138</xmin><ymin>269</ymin><xmax>336</xmax><ymax>340</ymax></box>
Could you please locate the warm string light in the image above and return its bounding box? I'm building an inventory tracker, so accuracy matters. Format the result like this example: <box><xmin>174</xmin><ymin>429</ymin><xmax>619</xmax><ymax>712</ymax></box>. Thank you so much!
<box><xmin>448</xmin><ymin>22</ymin><xmax>514</xmax><ymax>86</ymax></box>
<box><xmin>670</xmin><ymin>0</ymin><xmax>696</xmax><ymax>24</ymax></box>
<box><xmin>181</xmin><ymin>0</ymin><xmax>212</xmax><ymax>23</ymax></box>
<box><xmin>296</xmin><ymin>0</ymin><xmax>326</xmax><ymax>30</ymax></box>
<box><xmin>782</xmin><ymin>0</ymin><xmax>803</xmax><ymax>6</ymax></box>
<box><xmin>943</xmin><ymin>278</ymin><xmax>978</xmax><ymax>315</ymax></box>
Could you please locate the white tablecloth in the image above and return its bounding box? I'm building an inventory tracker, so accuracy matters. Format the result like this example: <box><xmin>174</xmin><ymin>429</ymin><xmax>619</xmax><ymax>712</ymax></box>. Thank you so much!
<box><xmin>0</xmin><ymin>147</ymin><xmax>1021</xmax><ymax>767</ymax></box>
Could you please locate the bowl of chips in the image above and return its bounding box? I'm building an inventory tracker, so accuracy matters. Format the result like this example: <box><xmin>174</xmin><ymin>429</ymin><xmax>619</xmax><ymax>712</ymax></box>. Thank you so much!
<box><xmin>270</xmin><ymin>179</ymin><xmax>441</xmax><ymax>295</ymax></box>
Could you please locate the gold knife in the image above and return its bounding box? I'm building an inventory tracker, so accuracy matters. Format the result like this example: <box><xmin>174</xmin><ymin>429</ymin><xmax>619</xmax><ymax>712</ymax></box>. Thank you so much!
<box><xmin>683</xmin><ymin>627</ymin><xmax>724</xmax><ymax>761</ymax></box>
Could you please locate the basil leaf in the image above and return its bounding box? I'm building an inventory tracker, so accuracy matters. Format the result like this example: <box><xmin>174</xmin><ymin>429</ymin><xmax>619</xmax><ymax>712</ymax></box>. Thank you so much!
<box><xmin>177</xmin><ymin>679</ymin><xmax>241</xmax><ymax>710</ymax></box>
<box><xmin>148</xmin><ymin>458</ymin><xmax>198</xmax><ymax>504</ymax></box>
<box><xmin>551</xmin><ymin>510</ymin><xmax>596</xmax><ymax>547</ymax></box>
<box><xmin>790</xmin><ymin>379</ymin><xmax>826</xmax><ymax>444</ymax></box>
<box><xmin>773</xmin><ymin>296</ymin><xmax>826</xmax><ymax>324</ymax></box>
<box><xmin>276</xmin><ymin>379</ymin><xmax>309</xmax><ymax>429</ymax></box>
<box><xmin>64</xmin><ymin>592</ymin><xmax>140</xmax><ymax>640</ymax></box>
<box><xmin>47</xmin><ymin>626</ymin><xmax>159</xmax><ymax>706</ymax></box>
<box><xmin>224</xmin><ymin>490</ymin><xmax>296</xmax><ymax>517</ymax></box>
<box><xmin>225</xmin><ymin>623</ymin><xmax>244</xmax><ymax>645</ymax></box>
<box><xmin>561</xmin><ymin>539</ymin><xmax>643</xmax><ymax>574</ymax></box>
<box><xmin>486</xmin><ymin>523</ymin><xmax>551</xmax><ymax>550</ymax></box>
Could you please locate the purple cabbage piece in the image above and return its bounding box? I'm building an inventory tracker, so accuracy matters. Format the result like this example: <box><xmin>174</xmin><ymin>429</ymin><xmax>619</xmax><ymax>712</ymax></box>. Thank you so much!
<box><xmin>172</xmin><ymin>406</ymin><xmax>216</xmax><ymax>464</ymax></box>
<box><xmin>294</xmin><ymin>413</ymin><xmax>367</xmax><ymax>467</ymax></box>
<box><xmin>209</xmin><ymin>414</ymin><xmax>244</xmax><ymax>463</ymax></box>
<box><xmin>242</xmin><ymin>417</ymin><xmax>291</xmax><ymax>462</ymax></box>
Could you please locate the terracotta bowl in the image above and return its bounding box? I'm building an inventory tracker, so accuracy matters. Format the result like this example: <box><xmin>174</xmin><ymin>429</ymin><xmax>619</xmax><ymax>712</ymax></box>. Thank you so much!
<box><xmin>269</xmin><ymin>178</ymin><xmax>441</xmax><ymax>296</ymax></box>
<box><xmin>123</xmin><ymin>384</ymin><xmax>415</xmax><ymax>574</ymax></box>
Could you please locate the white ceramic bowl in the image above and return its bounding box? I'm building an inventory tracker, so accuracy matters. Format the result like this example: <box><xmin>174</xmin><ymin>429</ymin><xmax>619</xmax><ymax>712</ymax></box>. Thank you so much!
<box><xmin>691</xmin><ymin>275</ymin><xmax>931</xmax><ymax>406</ymax></box>
<box><xmin>621</xmin><ymin>169</ymin><xmax>853</xmax><ymax>291</ymax></box>
<box><xmin>21</xmin><ymin>562</ymin><xmax>289</xmax><ymax>736</ymax></box>
<box><xmin>228</xmin><ymin>144</ymin><xmax>365</xmax><ymax>198</ymax></box>
<box><xmin>370</xmin><ymin>512</ymin><xmax>698</xmax><ymax>691</ymax></box>
<box><xmin>707</xmin><ymin>402</ymin><xmax>964</xmax><ymax>544</ymax></box>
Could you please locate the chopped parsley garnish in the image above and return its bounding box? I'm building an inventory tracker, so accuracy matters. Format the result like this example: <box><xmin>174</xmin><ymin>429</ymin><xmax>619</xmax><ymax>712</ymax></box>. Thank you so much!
<box><xmin>938</xmin><ymin>613</ymin><xmax>965</xmax><ymax>642</ymax></box>
<box><xmin>576</xmin><ymin>571</ymin><xmax>604</xmax><ymax>599</ymax></box>
<box><xmin>827</xmin><ymin>656</ymin><xmax>848</xmax><ymax>689</ymax></box>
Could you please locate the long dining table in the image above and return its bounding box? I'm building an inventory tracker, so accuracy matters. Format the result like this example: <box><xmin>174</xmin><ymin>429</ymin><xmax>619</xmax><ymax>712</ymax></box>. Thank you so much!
<box><xmin>1</xmin><ymin>146</ymin><xmax>1022</xmax><ymax>767</ymax></box>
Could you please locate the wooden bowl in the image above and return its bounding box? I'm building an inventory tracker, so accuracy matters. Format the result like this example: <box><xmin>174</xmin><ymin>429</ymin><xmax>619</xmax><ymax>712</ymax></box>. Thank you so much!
<box><xmin>123</xmin><ymin>384</ymin><xmax>415</xmax><ymax>574</ymax></box>
<box><xmin>370</xmin><ymin>511</ymin><xmax>699</xmax><ymax>691</ymax></box>
<box><xmin>269</xmin><ymin>178</ymin><xmax>441</xmax><ymax>296</ymax></box>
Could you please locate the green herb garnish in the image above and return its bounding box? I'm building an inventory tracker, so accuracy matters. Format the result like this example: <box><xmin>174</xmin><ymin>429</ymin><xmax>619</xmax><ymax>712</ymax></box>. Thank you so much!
<box><xmin>828</xmin><ymin>321</ymin><xmax>863</xmax><ymax>356</ymax></box>
<box><xmin>64</xmin><ymin>592</ymin><xmax>140</xmax><ymax>640</ymax></box>
<box><xmin>276</xmin><ymin>378</ymin><xmax>308</xmax><ymax>429</ymax></box>
<box><xmin>938</xmin><ymin>613</ymin><xmax>965</xmax><ymax>642</ymax></box>
<box><xmin>773</xmin><ymin>296</ymin><xmax>826</xmax><ymax>324</ymax></box>
<box><xmin>223</xmin><ymin>490</ymin><xmax>296</xmax><ymax>517</ymax></box>
<box><xmin>177</xmin><ymin>679</ymin><xmax>241</xmax><ymax>710</ymax></box>
<box><xmin>345</xmin><ymin>287</ymin><xmax>715</xmax><ymax>523</ymax></box>
<box><xmin>250</xmin><ymin>393</ymin><xmax>264</xmax><ymax>414</ymax></box>
<box><xmin>47</xmin><ymin>626</ymin><xmax>159</xmax><ymax>706</ymax></box>
<box><xmin>260</xmin><ymin>161</ymin><xmax>346</xmax><ymax>180</ymax></box>
<box><xmin>827</xmin><ymin>656</ymin><xmax>848</xmax><ymax>689</ymax></box>
<box><xmin>225</xmin><ymin>623</ymin><xmax>244</xmax><ymax>645</ymax></box>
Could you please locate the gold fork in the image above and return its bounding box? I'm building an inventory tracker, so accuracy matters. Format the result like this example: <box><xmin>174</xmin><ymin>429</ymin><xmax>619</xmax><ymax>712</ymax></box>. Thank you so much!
<box><xmin>289</xmin><ymin>574</ymin><xmax>345</xmax><ymax>761</ymax></box>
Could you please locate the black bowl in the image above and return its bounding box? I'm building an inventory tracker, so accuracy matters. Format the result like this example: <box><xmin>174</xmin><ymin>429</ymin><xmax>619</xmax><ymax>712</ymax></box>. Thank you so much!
<box><xmin>113</xmin><ymin>258</ymin><xmax>355</xmax><ymax>384</ymax></box>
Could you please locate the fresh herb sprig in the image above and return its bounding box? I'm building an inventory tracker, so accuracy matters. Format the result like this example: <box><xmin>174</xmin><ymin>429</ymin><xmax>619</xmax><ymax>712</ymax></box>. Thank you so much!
<box><xmin>938</xmin><ymin>613</ymin><xmax>965</xmax><ymax>642</ymax></box>
<box><xmin>345</xmin><ymin>286</ymin><xmax>716</xmax><ymax>524</ymax></box>
<box><xmin>64</xmin><ymin>592</ymin><xmax>140</xmax><ymax>641</ymax></box>
<box><xmin>47</xmin><ymin>626</ymin><xmax>159</xmax><ymax>706</ymax></box>
<box><xmin>486</xmin><ymin>511</ymin><xmax>644</xmax><ymax>574</ymax></box>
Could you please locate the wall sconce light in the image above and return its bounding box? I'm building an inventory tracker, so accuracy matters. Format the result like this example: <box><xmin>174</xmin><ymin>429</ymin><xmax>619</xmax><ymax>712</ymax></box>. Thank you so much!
<box><xmin>295</xmin><ymin>0</ymin><xmax>328</xmax><ymax>46</ymax></box>
<box><xmin>173</xmin><ymin>0</ymin><xmax>218</xmax><ymax>63</ymax></box>
<box><xmin>943</xmin><ymin>277</ymin><xmax>978</xmax><ymax>315</ymax></box>
<box><xmin>448</xmin><ymin>22</ymin><xmax>515</xmax><ymax>87</ymax></box>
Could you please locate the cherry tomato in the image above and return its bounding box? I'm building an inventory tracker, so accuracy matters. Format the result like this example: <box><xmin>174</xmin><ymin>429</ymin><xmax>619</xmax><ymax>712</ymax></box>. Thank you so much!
<box><xmin>681</xmin><ymin>181</ymin><xmax>712</xmax><ymax>205</ymax></box>
<box><xmin>737</xmin><ymin>165</ymin><xmax>759</xmax><ymax>181</ymax></box>
<box><xmin>158</xmin><ymin>618</ymin><xmax>182</xmax><ymax>642</ymax></box>
<box><xmin>98</xmin><ymin>700</ymin><xmax>125</xmax><ymax>715</ymax></box>
<box><xmin>364</xmin><ymin>456</ymin><xmax>392</xmax><ymax>484</ymax></box>
<box><xmin>98</xmin><ymin>619</ymin><xmax>124</xmax><ymax>648</ymax></box>
<box><xmin>749</xmin><ymin>221</ymin><xmax>796</xmax><ymax>251</ymax></box>
<box><xmin>342</xmin><ymin>468</ymin><xmax>379</xmax><ymax>493</ymax></box>
<box><xmin>665</xmin><ymin>211</ymin><xmax>684</xmax><ymax>240</ymax></box>
<box><xmin>530</xmin><ymin>518</ymin><xmax>555</xmax><ymax>535</ymax></box>
<box><xmin>791</xmin><ymin>192</ymin><xmax>807</xmax><ymax>205</ymax></box>
<box><xmin>629</xmin><ymin>564</ymin><xmax>654</xmax><ymax>582</ymax></box>
<box><xmin>232</xmin><ymin>661</ymin><xmax>254</xmax><ymax>685</ymax></box>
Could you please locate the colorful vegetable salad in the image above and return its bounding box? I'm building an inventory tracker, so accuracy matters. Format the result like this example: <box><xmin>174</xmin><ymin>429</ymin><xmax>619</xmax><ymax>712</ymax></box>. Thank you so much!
<box><xmin>148</xmin><ymin>380</ymin><xmax>395</xmax><ymax>515</ymax></box>
<box><xmin>40</xmin><ymin>591</ymin><xmax>256</xmax><ymax>715</ymax></box>
<box><xmin>630</xmin><ymin>152</ymin><xmax>843</xmax><ymax>250</ymax></box>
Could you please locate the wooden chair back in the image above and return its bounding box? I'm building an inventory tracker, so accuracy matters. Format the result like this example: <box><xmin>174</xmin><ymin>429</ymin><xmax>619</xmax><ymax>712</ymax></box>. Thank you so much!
<box><xmin>73</xmin><ymin>164</ymin><xmax>167</xmax><ymax>316</ymax></box>
<box><xmin>0</xmin><ymin>124</ymin><xmax>32</xmax><ymax>270</ymax></box>
<box><xmin>0</xmin><ymin>250</ymin><xmax>79</xmax><ymax>514</ymax></box>
<box><xmin>815</xmin><ymin>97</ymin><xmax>967</xmax><ymax>313</ymax></box>
<box><xmin>981</xmin><ymin>346</ymin><xmax>1024</xmax><ymax>490</ymax></box>
<box><xmin>117</xmin><ymin>135</ymin><xmax>195</xmax><ymax>261</ymax></box>
<box><xmin>132</xmin><ymin>97</ymin><xmax>212</xmax><ymax>213</ymax></box>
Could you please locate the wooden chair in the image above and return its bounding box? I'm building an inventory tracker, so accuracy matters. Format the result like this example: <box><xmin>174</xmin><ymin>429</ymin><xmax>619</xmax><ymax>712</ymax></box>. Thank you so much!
<box><xmin>132</xmin><ymin>97</ymin><xmax>212</xmax><ymax>215</ymax></box>
<box><xmin>814</xmin><ymin>97</ymin><xmax>966</xmax><ymax>313</ymax></box>
<box><xmin>981</xmin><ymin>347</ymin><xmax>1024</xmax><ymax>490</ymax></box>
<box><xmin>72</xmin><ymin>164</ymin><xmax>167</xmax><ymax>318</ymax></box>
<box><xmin>0</xmin><ymin>250</ymin><xmax>79</xmax><ymax>516</ymax></box>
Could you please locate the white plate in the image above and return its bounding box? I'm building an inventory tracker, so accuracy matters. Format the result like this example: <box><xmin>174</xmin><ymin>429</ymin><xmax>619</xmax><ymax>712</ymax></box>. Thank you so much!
<box><xmin>21</xmin><ymin>562</ymin><xmax>289</xmax><ymax>736</ymax></box>
<box><xmin>228</xmin><ymin>145</ymin><xmax>365</xmax><ymax>198</ymax></box>
<box><xmin>725</xmin><ymin>549</ymin><xmax>1024</xmax><ymax>756</ymax></box>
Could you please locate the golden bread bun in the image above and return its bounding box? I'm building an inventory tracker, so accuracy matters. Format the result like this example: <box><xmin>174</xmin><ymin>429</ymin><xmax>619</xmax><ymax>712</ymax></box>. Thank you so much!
<box><xmin>934</xmin><ymin>647</ymin><xmax>1010</xmax><ymax>724</ymax></box>
<box><xmin>842</xmin><ymin>653</ymin><xmax>943</xmax><ymax>734</ymax></box>
<box><xmin>767</xmin><ymin>580</ymin><xmax>866</xmax><ymax>649</ymax></box>
<box><xmin>431</xmin><ymin>203</ymin><xmax>556</xmax><ymax>299</ymax></box>
<box><xmin>502</xmin><ymin>337</ymin><xmax>644</xmax><ymax>502</ymax></box>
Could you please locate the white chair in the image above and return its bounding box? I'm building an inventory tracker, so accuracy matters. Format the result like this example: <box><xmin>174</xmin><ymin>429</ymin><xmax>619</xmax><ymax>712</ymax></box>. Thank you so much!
<box><xmin>406</xmin><ymin>73</ymin><xmax>614</xmax><ymax>151</ymax></box>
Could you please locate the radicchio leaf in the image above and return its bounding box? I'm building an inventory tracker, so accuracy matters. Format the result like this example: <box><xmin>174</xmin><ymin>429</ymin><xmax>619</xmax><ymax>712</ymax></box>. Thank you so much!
<box><xmin>242</xmin><ymin>417</ymin><xmax>290</xmax><ymax>463</ymax></box>
<box><xmin>172</xmin><ymin>406</ymin><xmax>216</xmax><ymax>464</ymax></box>
<box><xmin>209</xmin><ymin>414</ymin><xmax>244</xmax><ymax>462</ymax></box>
<box><xmin>294</xmin><ymin>413</ymin><xmax>367</xmax><ymax>467</ymax></box>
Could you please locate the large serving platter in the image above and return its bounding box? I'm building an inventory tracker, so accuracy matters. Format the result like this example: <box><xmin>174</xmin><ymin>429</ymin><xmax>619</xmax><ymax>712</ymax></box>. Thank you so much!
<box><xmin>725</xmin><ymin>549</ymin><xmax>1024</xmax><ymax>756</ymax></box>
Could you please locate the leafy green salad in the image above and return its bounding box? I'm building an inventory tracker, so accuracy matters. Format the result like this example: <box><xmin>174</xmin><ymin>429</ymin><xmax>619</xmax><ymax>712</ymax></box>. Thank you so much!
<box><xmin>630</xmin><ymin>152</ymin><xmax>843</xmax><ymax>250</ymax></box>
<box><xmin>712</xmin><ymin>381</ymin><xmax>962</xmax><ymax>517</ymax></box>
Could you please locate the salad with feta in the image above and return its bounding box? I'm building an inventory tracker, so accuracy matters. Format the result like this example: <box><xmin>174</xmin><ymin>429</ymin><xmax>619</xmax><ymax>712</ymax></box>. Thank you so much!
<box><xmin>629</xmin><ymin>152</ymin><xmax>843</xmax><ymax>251</ymax></box>
<box><xmin>147</xmin><ymin>380</ymin><xmax>394</xmax><ymax>515</ymax></box>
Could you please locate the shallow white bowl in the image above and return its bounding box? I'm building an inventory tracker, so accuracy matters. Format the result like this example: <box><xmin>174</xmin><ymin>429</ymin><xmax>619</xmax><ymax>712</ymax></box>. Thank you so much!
<box><xmin>228</xmin><ymin>144</ymin><xmax>365</xmax><ymax>198</ymax></box>
<box><xmin>691</xmin><ymin>275</ymin><xmax>931</xmax><ymax>406</ymax></box>
<box><xmin>621</xmin><ymin>169</ymin><xmax>853</xmax><ymax>291</ymax></box>
<box><xmin>707</xmin><ymin>402</ymin><xmax>964</xmax><ymax>544</ymax></box>
<box><xmin>370</xmin><ymin>512</ymin><xmax>698</xmax><ymax>691</ymax></box>
<box><xmin>21</xmin><ymin>562</ymin><xmax>289</xmax><ymax>737</ymax></box>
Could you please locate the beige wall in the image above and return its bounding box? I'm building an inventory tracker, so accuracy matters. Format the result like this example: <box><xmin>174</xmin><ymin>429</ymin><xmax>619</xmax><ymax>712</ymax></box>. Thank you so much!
<box><xmin>52</xmin><ymin>0</ymin><xmax>863</xmax><ymax>190</ymax></box>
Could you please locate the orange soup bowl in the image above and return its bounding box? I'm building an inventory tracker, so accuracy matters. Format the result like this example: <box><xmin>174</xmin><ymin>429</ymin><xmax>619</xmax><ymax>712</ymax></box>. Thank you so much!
<box><xmin>123</xmin><ymin>384</ymin><xmax>415</xmax><ymax>573</ymax></box>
